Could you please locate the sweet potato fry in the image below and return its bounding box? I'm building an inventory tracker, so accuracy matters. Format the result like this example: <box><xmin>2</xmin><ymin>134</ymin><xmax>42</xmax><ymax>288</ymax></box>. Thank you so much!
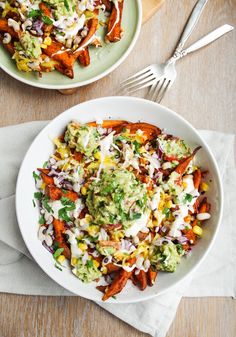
<box><xmin>175</xmin><ymin>146</ymin><xmax>201</xmax><ymax>175</ymax></box>
<box><xmin>54</xmin><ymin>63</ymin><xmax>74</xmax><ymax>79</ymax></box>
<box><xmin>96</xmin><ymin>285</ymin><xmax>107</xmax><ymax>293</ymax></box>
<box><xmin>74</xmin><ymin>10</ymin><xmax>99</xmax><ymax>59</ymax></box>
<box><xmin>102</xmin><ymin>268</ymin><xmax>131</xmax><ymax>301</ymax></box>
<box><xmin>102</xmin><ymin>0</ymin><xmax>112</xmax><ymax>11</ymax></box>
<box><xmin>87</xmin><ymin>120</ymin><xmax>128</xmax><ymax>130</ymax></box>
<box><xmin>46</xmin><ymin>185</ymin><xmax>62</xmax><ymax>200</ymax></box>
<box><xmin>78</xmin><ymin>47</ymin><xmax>90</xmax><ymax>67</ymax></box>
<box><xmin>53</xmin><ymin>218</ymin><xmax>71</xmax><ymax>259</ymax></box>
<box><xmin>0</xmin><ymin>35</ymin><xmax>14</xmax><ymax>55</ymax></box>
<box><xmin>133</xmin><ymin>270</ymin><xmax>147</xmax><ymax>291</ymax></box>
<box><xmin>39</xmin><ymin>2</ymin><xmax>51</xmax><ymax>17</ymax></box>
<box><xmin>182</xmin><ymin>228</ymin><xmax>197</xmax><ymax>245</ymax></box>
<box><xmin>0</xmin><ymin>18</ymin><xmax>19</xmax><ymax>39</ymax></box>
<box><xmin>106</xmin><ymin>0</ymin><xmax>124</xmax><ymax>42</ymax></box>
<box><xmin>147</xmin><ymin>267</ymin><xmax>158</xmax><ymax>286</ymax></box>
<box><xmin>199</xmin><ymin>197</ymin><xmax>210</xmax><ymax>213</ymax></box>
<box><xmin>44</xmin><ymin>40</ymin><xmax>76</xmax><ymax>69</ymax></box>
<box><xmin>124</xmin><ymin>122</ymin><xmax>161</xmax><ymax>140</ymax></box>
<box><xmin>40</xmin><ymin>172</ymin><xmax>54</xmax><ymax>185</ymax></box>
<box><xmin>193</xmin><ymin>169</ymin><xmax>201</xmax><ymax>190</ymax></box>
<box><xmin>74</xmin><ymin>151</ymin><xmax>84</xmax><ymax>162</ymax></box>
<box><xmin>106</xmin><ymin>263</ymin><xmax>121</xmax><ymax>274</ymax></box>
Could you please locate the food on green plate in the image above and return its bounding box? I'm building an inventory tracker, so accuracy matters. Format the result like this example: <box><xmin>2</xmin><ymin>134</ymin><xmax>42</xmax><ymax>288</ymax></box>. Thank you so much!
<box><xmin>0</xmin><ymin>0</ymin><xmax>124</xmax><ymax>78</ymax></box>
<box><xmin>34</xmin><ymin>119</ymin><xmax>211</xmax><ymax>300</ymax></box>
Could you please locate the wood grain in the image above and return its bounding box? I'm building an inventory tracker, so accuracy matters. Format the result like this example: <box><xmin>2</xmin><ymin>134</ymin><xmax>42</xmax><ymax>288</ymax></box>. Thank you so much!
<box><xmin>0</xmin><ymin>1</ymin><xmax>236</xmax><ymax>337</ymax></box>
<box><xmin>142</xmin><ymin>0</ymin><xmax>166</xmax><ymax>23</ymax></box>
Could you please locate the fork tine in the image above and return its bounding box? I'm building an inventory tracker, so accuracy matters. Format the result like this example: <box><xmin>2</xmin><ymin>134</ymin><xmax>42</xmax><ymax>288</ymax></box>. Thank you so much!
<box><xmin>121</xmin><ymin>66</ymin><xmax>151</xmax><ymax>84</ymax></box>
<box><xmin>150</xmin><ymin>79</ymin><xmax>166</xmax><ymax>102</ymax></box>
<box><xmin>147</xmin><ymin>78</ymin><xmax>164</xmax><ymax>101</ymax></box>
<box><xmin>156</xmin><ymin>80</ymin><xmax>171</xmax><ymax>103</ymax></box>
<box><xmin>123</xmin><ymin>74</ymin><xmax>156</xmax><ymax>92</ymax></box>
<box><xmin>126</xmin><ymin>78</ymin><xmax>157</xmax><ymax>94</ymax></box>
<box><xmin>121</xmin><ymin>69</ymin><xmax>153</xmax><ymax>89</ymax></box>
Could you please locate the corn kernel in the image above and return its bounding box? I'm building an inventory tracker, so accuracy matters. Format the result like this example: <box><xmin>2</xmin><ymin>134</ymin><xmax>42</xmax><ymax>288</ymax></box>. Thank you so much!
<box><xmin>44</xmin><ymin>36</ymin><xmax>52</xmax><ymax>46</ymax></box>
<box><xmin>57</xmin><ymin>255</ymin><xmax>65</xmax><ymax>264</ymax></box>
<box><xmin>182</xmin><ymin>182</ymin><xmax>188</xmax><ymax>189</ymax></box>
<box><xmin>71</xmin><ymin>257</ymin><xmax>78</xmax><ymax>266</ymax></box>
<box><xmin>41</xmin><ymin>182</ymin><xmax>46</xmax><ymax>190</ymax></box>
<box><xmin>41</xmin><ymin>43</ymin><xmax>47</xmax><ymax>49</ymax></box>
<box><xmin>81</xmin><ymin>186</ymin><xmax>87</xmax><ymax>195</ymax></box>
<box><xmin>166</xmin><ymin>200</ymin><xmax>172</xmax><ymax>208</ymax></box>
<box><xmin>200</xmin><ymin>182</ymin><xmax>209</xmax><ymax>192</ymax></box>
<box><xmin>78</xmin><ymin>243</ymin><xmax>87</xmax><ymax>251</ymax></box>
<box><xmin>93</xmin><ymin>260</ymin><xmax>100</xmax><ymax>268</ymax></box>
<box><xmin>101</xmin><ymin>266</ymin><xmax>107</xmax><ymax>274</ymax></box>
<box><xmin>193</xmin><ymin>225</ymin><xmax>203</xmax><ymax>236</ymax></box>
<box><xmin>94</xmin><ymin>151</ymin><xmax>101</xmax><ymax>160</ymax></box>
<box><xmin>87</xmin><ymin>225</ymin><xmax>99</xmax><ymax>236</ymax></box>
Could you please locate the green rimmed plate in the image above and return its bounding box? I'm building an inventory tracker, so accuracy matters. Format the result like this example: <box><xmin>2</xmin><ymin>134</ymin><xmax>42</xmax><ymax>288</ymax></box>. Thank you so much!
<box><xmin>0</xmin><ymin>0</ymin><xmax>142</xmax><ymax>89</ymax></box>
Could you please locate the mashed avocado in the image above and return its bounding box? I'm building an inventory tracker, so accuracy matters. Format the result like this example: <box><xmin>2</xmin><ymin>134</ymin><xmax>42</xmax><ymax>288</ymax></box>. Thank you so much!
<box><xmin>64</xmin><ymin>123</ymin><xmax>99</xmax><ymax>156</ymax></box>
<box><xmin>72</xmin><ymin>258</ymin><xmax>101</xmax><ymax>283</ymax></box>
<box><xmin>86</xmin><ymin>169</ymin><xmax>148</xmax><ymax>226</ymax></box>
<box><xmin>44</xmin><ymin>0</ymin><xmax>76</xmax><ymax>19</ymax></box>
<box><xmin>18</xmin><ymin>32</ymin><xmax>42</xmax><ymax>59</ymax></box>
<box><xmin>158</xmin><ymin>136</ymin><xmax>191</xmax><ymax>159</ymax></box>
<box><xmin>150</xmin><ymin>241</ymin><xmax>181</xmax><ymax>272</ymax></box>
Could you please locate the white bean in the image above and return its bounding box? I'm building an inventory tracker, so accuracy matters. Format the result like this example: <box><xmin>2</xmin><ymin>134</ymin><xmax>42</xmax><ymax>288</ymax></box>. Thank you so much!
<box><xmin>3</xmin><ymin>33</ymin><xmax>11</xmax><ymax>44</ymax></box>
<box><xmin>8</xmin><ymin>18</ymin><xmax>20</xmax><ymax>32</ymax></box>
<box><xmin>197</xmin><ymin>212</ymin><xmax>211</xmax><ymax>221</ymax></box>
<box><xmin>38</xmin><ymin>226</ymin><xmax>46</xmax><ymax>242</ymax></box>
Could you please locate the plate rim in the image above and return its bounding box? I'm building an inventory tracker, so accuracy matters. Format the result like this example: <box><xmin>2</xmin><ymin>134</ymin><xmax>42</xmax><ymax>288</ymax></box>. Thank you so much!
<box><xmin>0</xmin><ymin>0</ymin><xmax>142</xmax><ymax>90</ymax></box>
<box><xmin>15</xmin><ymin>96</ymin><xmax>224</xmax><ymax>303</ymax></box>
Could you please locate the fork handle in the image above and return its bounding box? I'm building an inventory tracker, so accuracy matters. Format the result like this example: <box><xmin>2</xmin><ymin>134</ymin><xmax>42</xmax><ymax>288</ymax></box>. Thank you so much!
<box><xmin>174</xmin><ymin>0</ymin><xmax>209</xmax><ymax>55</ymax></box>
<box><xmin>181</xmin><ymin>24</ymin><xmax>234</xmax><ymax>55</ymax></box>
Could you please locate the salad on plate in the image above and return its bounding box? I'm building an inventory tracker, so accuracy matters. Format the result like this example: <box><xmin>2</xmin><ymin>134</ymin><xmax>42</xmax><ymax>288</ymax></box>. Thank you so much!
<box><xmin>33</xmin><ymin>119</ymin><xmax>211</xmax><ymax>301</ymax></box>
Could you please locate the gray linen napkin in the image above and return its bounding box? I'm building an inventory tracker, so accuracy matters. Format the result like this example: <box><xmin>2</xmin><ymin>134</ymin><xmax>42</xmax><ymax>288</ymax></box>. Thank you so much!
<box><xmin>0</xmin><ymin>122</ymin><xmax>235</xmax><ymax>337</ymax></box>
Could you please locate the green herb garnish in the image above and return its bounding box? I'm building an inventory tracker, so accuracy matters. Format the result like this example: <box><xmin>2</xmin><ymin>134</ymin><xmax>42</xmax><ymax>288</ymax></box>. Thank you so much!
<box><xmin>42</xmin><ymin>196</ymin><xmax>53</xmax><ymax>213</ymax></box>
<box><xmin>33</xmin><ymin>171</ymin><xmax>40</xmax><ymax>181</ymax></box>
<box><xmin>162</xmin><ymin>207</ymin><xmax>170</xmax><ymax>217</ymax></box>
<box><xmin>42</xmin><ymin>15</ymin><xmax>53</xmax><ymax>25</ymax></box>
<box><xmin>39</xmin><ymin>215</ymin><xmax>45</xmax><ymax>225</ymax></box>
<box><xmin>184</xmin><ymin>193</ymin><xmax>193</xmax><ymax>203</ymax></box>
<box><xmin>28</xmin><ymin>9</ymin><xmax>41</xmax><ymax>18</ymax></box>
<box><xmin>34</xmin><ymin>192</ymin><xmax>43</xmax><ymax>200</ymax></box>
<box><xmin>86</xmin><ymin>260</ymin><xmax>93</xmax><ymax>268</ymax></box>
<box><xmin>32</xmin><ymin>199</ymin><xmax>36</xmax><ymax>207</ymax></box>
<box><xmin>53</xmin><ymin>248</ymin><xmax>64</xmax><ymax>259</ymax></box>
<box><xmin>54</xmin><ymin>263</ymin><xmax>62</xmax><ymax>271</ymax></box>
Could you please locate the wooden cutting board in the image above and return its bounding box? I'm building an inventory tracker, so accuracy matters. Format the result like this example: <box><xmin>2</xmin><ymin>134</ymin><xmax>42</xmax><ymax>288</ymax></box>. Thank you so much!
<box><xmin>60</xmin><ymin>0</ymin><xmax>165</xmax><ymax>94</ymax></box>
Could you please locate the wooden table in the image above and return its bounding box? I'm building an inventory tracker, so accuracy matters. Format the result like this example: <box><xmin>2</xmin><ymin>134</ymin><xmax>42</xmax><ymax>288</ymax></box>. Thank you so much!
<box><xmin>0</xmin><ymin>1</ymin><xmax>235</xmax><ymax>336</ymax></box>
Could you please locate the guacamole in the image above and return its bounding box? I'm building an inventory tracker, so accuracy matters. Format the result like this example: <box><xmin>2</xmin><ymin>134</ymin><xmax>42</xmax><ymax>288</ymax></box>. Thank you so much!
<box><xmin>150</xmin><ymin>241</ymin><xmax>181</xmax><ymax>272</ymax></box>
<box><xmin>72</xmin><ymin>258</ymin><xmax>101</xmax><ymax>283</ymax></box>
<box><xmin>17</xmin><ymin>32</ymin><xmax>42</xmax><ymax>59</ymax></box>
<box><xmin>86</xmin><ymin>169</ymin><xmax>148</xmax><ymax>226</ymax></box>
<box><xmin>44</xmin><ymin>0</ymin><xmax>76</xmax><ymax>19</ymax></box>
<box><xmin>64</xmin><ymin>123</ymin><xmax>99</xmax><ymax>156</ymax></box>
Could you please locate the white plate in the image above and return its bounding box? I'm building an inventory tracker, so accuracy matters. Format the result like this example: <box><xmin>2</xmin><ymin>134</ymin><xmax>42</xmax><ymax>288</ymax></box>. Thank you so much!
<box><xmin>16</xmin><ymin>97</ymin><xmax>223</xmax><ymax>303</ymax></box>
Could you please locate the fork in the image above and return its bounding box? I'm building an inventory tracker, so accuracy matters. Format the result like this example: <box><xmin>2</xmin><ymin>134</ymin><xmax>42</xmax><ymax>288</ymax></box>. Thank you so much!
<box><xmin>121</xmin><ymin>0</ymin><xmax>209</xmax><ymax>94</ymax></box>
<box><xmin>147</xmin><ymin>24</ymin><xmax>234</xmax><ymax>102</ymax></box>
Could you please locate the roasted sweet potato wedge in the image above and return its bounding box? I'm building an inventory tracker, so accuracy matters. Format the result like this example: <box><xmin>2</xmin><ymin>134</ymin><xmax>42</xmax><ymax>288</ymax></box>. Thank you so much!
<box><xmin>106</xmin><ymin>0</ymin><xmax>124</xmax><ymax>42</ymax></box>
<box><xmin>78</xmin><ymin>47</ymin><xmax>90</xmax><ymax>67</ymax></box>
<box><xmin>53</xmin><ymin>218</ymin><xmax>71</xmax><ymax>259</ymax></box>
<box><xmin>175</xmin><ymin>146</ymin><xmax>201</xmax><ymax>175</ymax></box>
<box><xmin>147</xmin><ymin>267</ymin><xmax>158</xmax><ymax>286</ymax></box>
<box><xmin>102</xmin><ymin>268</ymin><xmax>132</xmax><ymax>301</ymax></box>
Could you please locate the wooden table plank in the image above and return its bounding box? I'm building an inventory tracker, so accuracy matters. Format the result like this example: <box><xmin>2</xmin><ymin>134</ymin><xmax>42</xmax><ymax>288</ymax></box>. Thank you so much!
<box><xmin>0</xmin><ymin>1</ymin><xmax>236</xmax><ymax>337</ymax></box>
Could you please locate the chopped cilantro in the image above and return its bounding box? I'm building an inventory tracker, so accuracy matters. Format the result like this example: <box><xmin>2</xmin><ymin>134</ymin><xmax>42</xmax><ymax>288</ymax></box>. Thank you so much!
<box><xmin>61</xmin><ymin>189</ymin><xmax>68</xmax><ymax>194</ymax></box>
<box><xmin>32</xmin><ymin>199</ymin><xmax>36</xmax><ymax>207</ymax></box>
<box><xmin>42</xmin><ymin>15</ymin><xmax>53</xmax><ymax>25</ymax></box>
<box><xmin>39</xmin><ymin>215</ymin><xmax>45</xmax><ymax>225</ymax></box>
<box><xmin>52</xmin><ymin>241</ymin><xmax>59</xmax><ymax>251</ymax></box>
<box><xmin>131</xmin><ymin>213</ymin><xmax>142</xmax><ymax>220</ymax></box>
<box><xmin>34</xmin><ymin>192</ymin><xmax>43</xmax><ymax>200</ymax></box>
<box><xmin>86</xmin><ymin>260</ymin><xmax>93</xmax><ymax>268</ymax></box>
<box><xmin>53</xmin><ymin>248</ymin><xmax>64</xmax><ymax>259</ymax></box>
<box><xmin>43</xmin><ymin>161</ymin><xmax>48</xmax><ymax>168</ymax></box>
<box><xmin>64</xmin><ymin>0</ymin><xmax>70</xmax><ymax>11</ymax></box>
<box><xmin>133</xmin><ymin>140</ymin><xmax>141</xmax><ymax>154</ymax></box>
<box><xmin>176</xmin><ymin>243</ymin><xmax>184</xmax><ymax>255</ymax></box>
<box><xmin>42</xmin><ymin>196</ymin><xmax>53</xmax><ymax>213</ymax></box>
<box><xmin>162</xmin><ymin>207</ymin><xmax>170</xmax><ymax>217</ymax></box>
<box><xmin>58</xmin><ymin>207</ymin><xmax>72</xmax><ymax>222</ymax></box>
<box><xmin>28</xmin><ymin>9</ymin><xmax>41</xmax><ymax>18</ymax></box>
<box><xmin>184</xmin><ymin>193</ymin><xmax>193</xmax><ymax>203</ymax></box>
<box><xmin>33</xmin><ymin>171</ymin><xmax>40</xmax><ymax>181</ymax></box>
<box><xmin>112</xmin><ymin>295</ymin><xmax>117</xmax><ymax>299</ymax></box>
<box><xmin>61</xmin><ymin>197</ymin><xmax>75</xmax><ymax>207</ymax></box>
